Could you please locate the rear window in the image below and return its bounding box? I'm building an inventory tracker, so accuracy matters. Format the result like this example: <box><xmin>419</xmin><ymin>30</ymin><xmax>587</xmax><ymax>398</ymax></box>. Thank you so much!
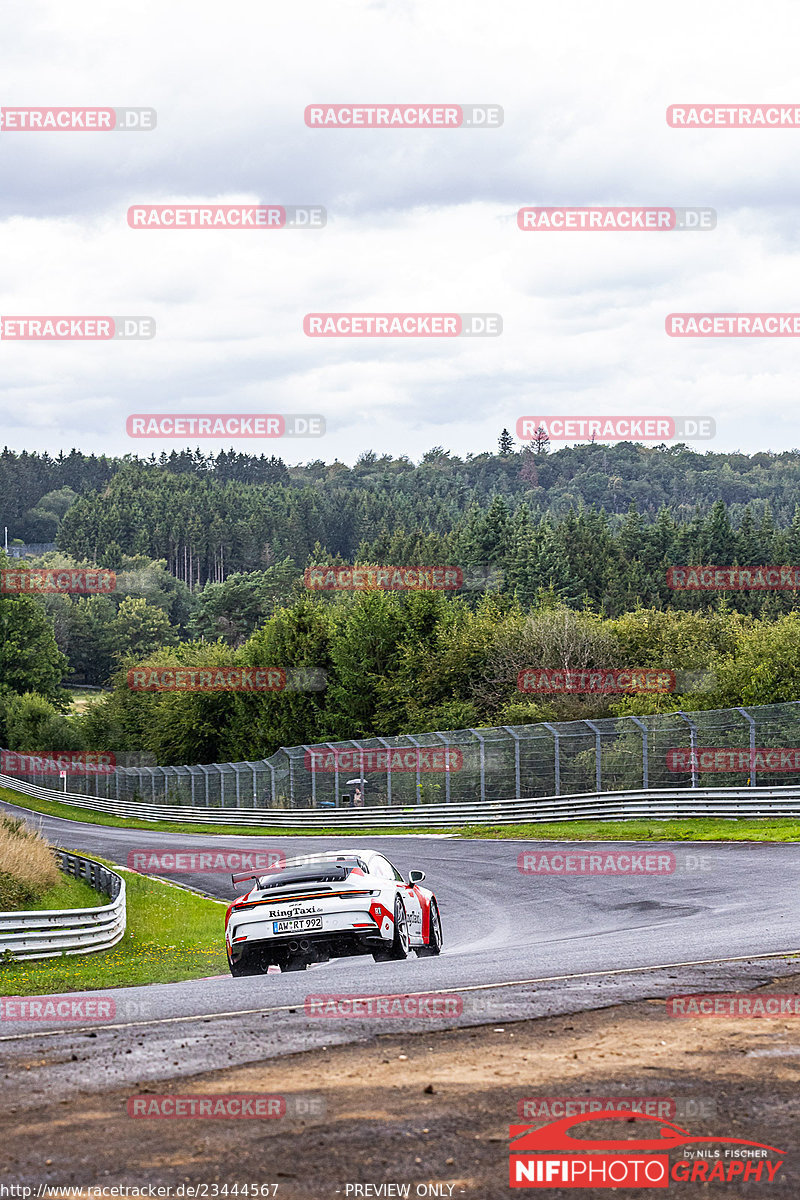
<box><xmin>256</xmin><ymin>857</ymin><xmax>366</xmax><ymax>889</ymax></box>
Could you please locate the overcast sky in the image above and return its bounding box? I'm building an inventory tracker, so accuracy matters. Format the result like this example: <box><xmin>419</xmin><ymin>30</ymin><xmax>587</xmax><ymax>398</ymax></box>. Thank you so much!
<box><xmin>2</xmin><ymin>0</ymin><xmax>800</xmax><ymax>464</ymax></box>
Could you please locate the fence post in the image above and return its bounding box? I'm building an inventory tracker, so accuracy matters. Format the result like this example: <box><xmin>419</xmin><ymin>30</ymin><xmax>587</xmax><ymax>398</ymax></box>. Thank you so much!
<box><xmin>405</xmin><ymin>735</ymin><xmax>423</xmax><ymax>804</ymax></box>
<box><xmin>434</xmin><ymin>733</ymin><xmax>452</xmax><ymax>803</ymax></box>
<box><xmin>584</xmin><ymin>720</ymin><xmax>602</xmax><ymax>793</ymax></box>
<box><xmin>542</xmin><ymin>723</ymin><xmax>561</xmax><ymax>796</ymax></box>
<box><xmin>200</xmin><ymin>764</ymin><xmax>209</xmax><ymax>806</ymax></box>
<box><xmin>235</xmin><ymin>764</ymin><xmax>241</xmax><ymax>808</ymax></box>
<box><xmin>376</xmin><ymin>737</ymin><xmax>393</xmax><ymax>805</ymax></box>
<box><xmin>350</xmin><ymin>741</ymin><xmax>366</xmax><ymax>799</ymax></box>
<box><xmin>678</xmin><ymin>712</ymin><xmax>698</xmax><ymax>788</ymax></box>
<box><xmin>502</xmin><ymin>726</ymin><xmax>522</xmax><ymax>798</ymax></box>
<box><xmin>324</xmin><ymin>743</ymin><xmax>340</xmax><ymax>807</ymax></box>
<box><xmin>736</xmin><ymin>707</ymin><xmax>757</xmax><ymax>787</ymax></box>
<box><xmin>303</xmin><ymin>746</ymin><xmax>316</xmax><ymax>808</ymax></box>
<box><xmin>629</xmin><ymin>715</ymin><xmax>649</xmax><ymax>790</ymax></box>
<box><xmin>468</xmin><ymin>729</ymin><xmax>486</xmax><ymax>805</ymax></box>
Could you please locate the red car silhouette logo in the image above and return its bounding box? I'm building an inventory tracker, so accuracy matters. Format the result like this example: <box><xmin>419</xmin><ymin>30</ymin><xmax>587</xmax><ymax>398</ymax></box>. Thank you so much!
<box><xmin>510</xmin><ymin>1110</ymin><xmax>785</xmax><ymax>1155</ymax></box>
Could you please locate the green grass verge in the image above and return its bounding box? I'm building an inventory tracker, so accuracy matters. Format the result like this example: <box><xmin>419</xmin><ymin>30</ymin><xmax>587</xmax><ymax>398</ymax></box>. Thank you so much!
<box><xmin>0</xmin><ymin>859</ymin><xmax>228</xmax><ymax>996</ymax></box>
<box><xmin>2</xmin><ymin>786</ymin><xmax>800</xmax><ymax>842</ymax></box>
<box><xmin>35</xmin><ymin>875</ymin><xmax>105</xmax><ymax>911</ymax></box>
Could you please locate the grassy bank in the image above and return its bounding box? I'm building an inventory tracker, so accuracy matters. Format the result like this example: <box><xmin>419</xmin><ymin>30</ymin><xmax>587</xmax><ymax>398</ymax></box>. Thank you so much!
<box><xmin>34</xmin><ymin>874</ymin><xmax>105</xmax><ymax>910</ymax></box>
<box><xmin>2</xmin><ymin>787</ymin><xmax>800</xmax><ymax>842</ymax></box>
<box><xmin>0</xmin><ymin>858</ymin><xmax>228</xmax><ymax>995</ymax></box>
<box><xmin>0</xmin><ymin>813</ymin><xmax>60</xmax><ymax>909</ymax></box>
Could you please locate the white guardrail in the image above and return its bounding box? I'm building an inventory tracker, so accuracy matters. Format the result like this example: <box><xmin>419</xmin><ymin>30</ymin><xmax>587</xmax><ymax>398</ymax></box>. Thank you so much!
<box><xmin>0</xmin><ymin>849</ymin><xmax>126</xmax><ymax>961</ymax></box>
<box><xmin>1</xmin><ymin>769</ymin><xmax>800</xmax><ymax>828</ymax></box>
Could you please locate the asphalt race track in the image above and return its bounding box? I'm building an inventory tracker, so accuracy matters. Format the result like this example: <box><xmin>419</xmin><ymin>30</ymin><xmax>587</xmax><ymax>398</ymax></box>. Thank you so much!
<box><xmin>2</xmin><ymin>796</ymin><xmax>799</xmax><ymax>1104</ymax></box>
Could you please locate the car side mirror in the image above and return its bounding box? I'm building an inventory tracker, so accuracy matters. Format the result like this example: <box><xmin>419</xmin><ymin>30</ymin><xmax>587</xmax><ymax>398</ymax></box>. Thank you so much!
<box><xmin>408</xmin><ymin>870</ymin><xmax>426</xmax><ymax>884</ymax></box>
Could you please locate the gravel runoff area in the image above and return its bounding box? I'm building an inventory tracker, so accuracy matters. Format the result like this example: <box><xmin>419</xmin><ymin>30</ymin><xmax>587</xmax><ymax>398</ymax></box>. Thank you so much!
<box><xmin>2</xmin><ymin>973</ymin><xmax>799</xmax><ymax>1199</ymax></box>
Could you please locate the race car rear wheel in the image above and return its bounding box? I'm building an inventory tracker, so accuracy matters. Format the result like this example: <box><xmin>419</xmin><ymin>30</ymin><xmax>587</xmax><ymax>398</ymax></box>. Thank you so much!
<box><xmin>373</xmin><ymin>896</ymin><xmax>410</xmax><ymax>962</ymax></box>
<box><xmin>415</xmin><ymin>898</ymin><xmax>442</xmax><ymax>957</ymax></box>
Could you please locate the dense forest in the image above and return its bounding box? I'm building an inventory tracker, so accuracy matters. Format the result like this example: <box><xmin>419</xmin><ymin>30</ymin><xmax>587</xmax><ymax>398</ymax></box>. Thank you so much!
<box><xmin>3</xmin><ymin>436</ymin><xmax>800</xmax><ymax>766</ymax></box>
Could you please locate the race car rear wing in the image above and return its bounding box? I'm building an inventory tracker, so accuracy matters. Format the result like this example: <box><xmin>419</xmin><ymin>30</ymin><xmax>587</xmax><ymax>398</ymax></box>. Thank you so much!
<box><xmin>231</xmin><ymin>857</ymin><xmax>365</xmax><ymax>889</ymax></box>
<box><xmin>231</xmin><ymin>868</ymin><xmax>281</xmax><ymax>887</ymax></box>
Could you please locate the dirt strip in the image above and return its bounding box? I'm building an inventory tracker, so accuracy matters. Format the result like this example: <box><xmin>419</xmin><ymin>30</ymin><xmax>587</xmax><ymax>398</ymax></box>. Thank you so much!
<box><xmin>3</xmin><ymin>976</ymin><xmax>800</xmax><ymax>1198</ymax></box>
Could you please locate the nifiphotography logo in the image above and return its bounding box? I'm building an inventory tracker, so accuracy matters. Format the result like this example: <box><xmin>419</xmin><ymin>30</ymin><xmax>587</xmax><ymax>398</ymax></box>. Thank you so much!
<box><xmin>508</xmin><ymin>1111</ymin><xmax>785</xmax><ymax>1188</ymax></box>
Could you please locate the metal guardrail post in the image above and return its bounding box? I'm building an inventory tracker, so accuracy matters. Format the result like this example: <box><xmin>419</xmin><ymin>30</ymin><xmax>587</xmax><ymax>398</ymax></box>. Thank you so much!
<box><xmin>737</xmin><ymin>707</ymin><xmax>757</xmax><ymax>787</ymax></box>
<box><xmin>629</xmin><ymin>715</ymin><xmax>649</xmax><ymax>790</ymax></box>
<box><xmin>200</xmin><ymin>764</ymin><xmax>210</xmax><ymax>805</ymax></box>
<box><xmin>542</xmin><ymin>723</ymin><xmax>561</xmax><ymax>796</ymax></box>
<box><xmin>502</xmin><ymin>726</ymin><xmax>522</xmax><ymax>798</ymax></box>
<box><xmin>585</xmin><ymin>720</ymin><xmax>602</xmax><ymax>793</ymax></box>
<box><xmin>678</xmin><ymin>712</ymin><xmax>699</xmax><ymax>788</ymax></box>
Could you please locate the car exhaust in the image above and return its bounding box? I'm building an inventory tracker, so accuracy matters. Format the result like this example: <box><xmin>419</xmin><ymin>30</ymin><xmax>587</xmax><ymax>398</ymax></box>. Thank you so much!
<box><xmin>288</xmin><ymin>940</ymin><xmax>299</xmax><ymax>952</ymax></box>
<box><xmin>299</xmin><ymin>939</ymin><xmax>311</xmax><ymax>951</ymax></box>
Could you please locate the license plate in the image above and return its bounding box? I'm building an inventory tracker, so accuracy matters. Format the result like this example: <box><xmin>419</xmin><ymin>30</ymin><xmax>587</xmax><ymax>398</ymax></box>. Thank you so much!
<box><xmin>273</xmin><ymin>916</ymin><xmax>323</xmax><ymax>934</ymax></box>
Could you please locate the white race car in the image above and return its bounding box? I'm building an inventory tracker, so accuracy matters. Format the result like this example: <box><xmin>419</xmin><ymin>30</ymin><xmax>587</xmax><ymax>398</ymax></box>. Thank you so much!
<box><xmin>225</xmin><ymin>848</ymin><xmax>443</xmax><ymax>974</ymax></box>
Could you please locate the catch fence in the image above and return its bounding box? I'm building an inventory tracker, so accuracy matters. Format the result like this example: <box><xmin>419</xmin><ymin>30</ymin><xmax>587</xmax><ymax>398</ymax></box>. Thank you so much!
<box><xmin>3</xmin><ymin>701</ymin><xmax>800</xmax><ymax>812</ymax></box>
